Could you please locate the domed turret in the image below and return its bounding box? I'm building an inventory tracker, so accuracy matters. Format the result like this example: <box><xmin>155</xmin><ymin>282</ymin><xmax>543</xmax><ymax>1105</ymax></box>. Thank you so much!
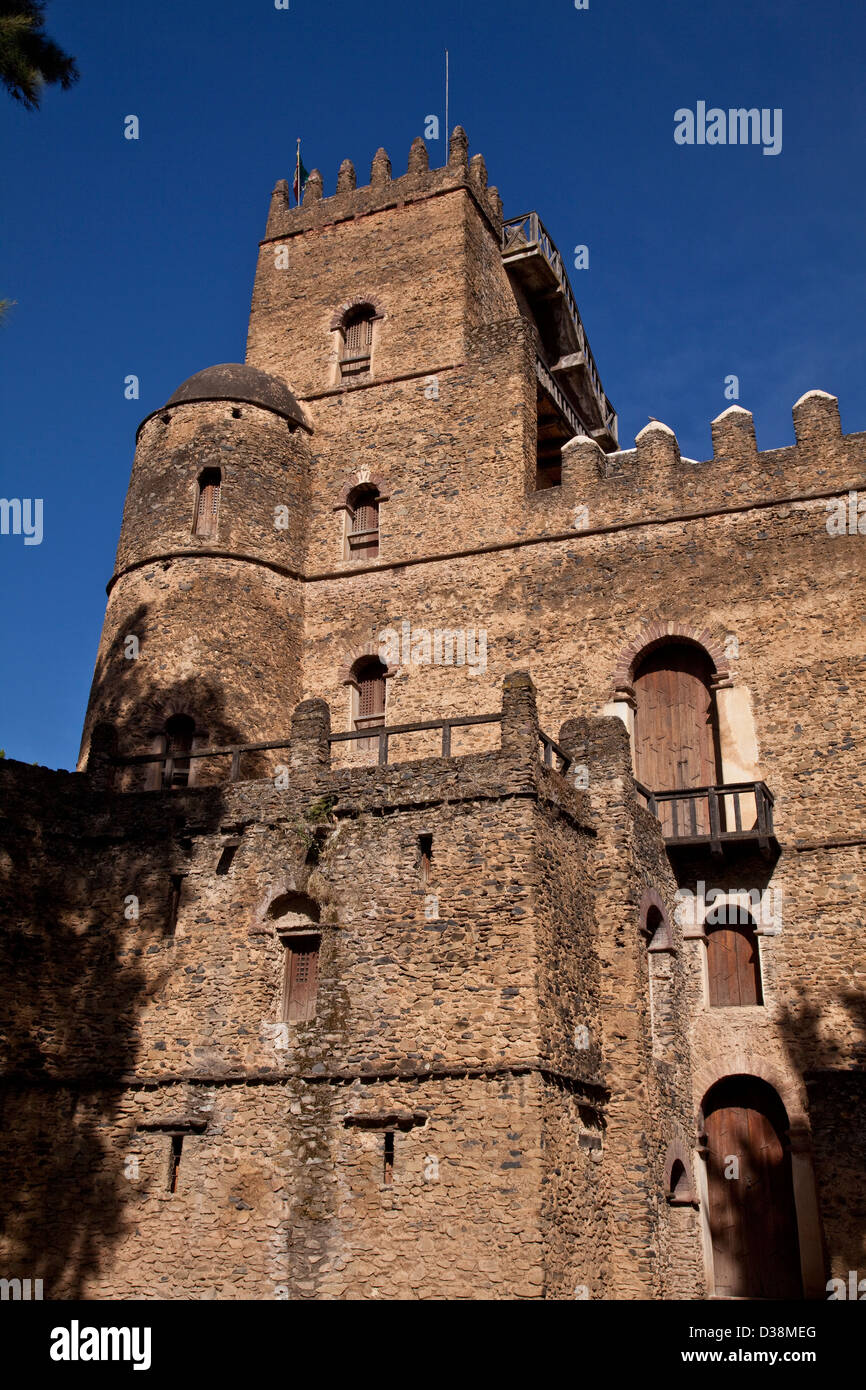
<box><xmin>163</xmin><ymin>363</ymin><xmax>308</xmax><ymax>431</ymax></box>
<box><xmin>78</xmin><ymin>361</ymin><xmax>314</xmax><ymax>782</ymax></box>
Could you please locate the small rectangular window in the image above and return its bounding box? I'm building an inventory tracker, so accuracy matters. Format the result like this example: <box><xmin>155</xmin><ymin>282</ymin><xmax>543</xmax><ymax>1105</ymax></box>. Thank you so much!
<box><xmin>194</xmin><ymin>470</ymin><xmax>221</xmax><ymax>537</ymax></box>
<box><xmin>166</xmin><ymin>874</ymin><xmax>184</xmax><ymax>937</ymax></box>
<box><xmin>168</xmin><ymin>1135</ymin><xmax>183</xmax><ymax>1193</ymax></box>
<box><xmin>383</xmin><ymin>1131</ymin><xmax>395</xmax><ymax>1184</ymax></box>
<box><xmin>216</xmin><ymin>844</ymin><xmax>238</xmax><ymax>875</ymax></box>
<box><xmin>281</xmin><ymin>935</ymin><xmax>320</xmax><ymax>1023</ymax></box>
<box><xmin>418</xmin><ymin>834</ymin><xmax>433</xmax><ymax>885</ymax></box>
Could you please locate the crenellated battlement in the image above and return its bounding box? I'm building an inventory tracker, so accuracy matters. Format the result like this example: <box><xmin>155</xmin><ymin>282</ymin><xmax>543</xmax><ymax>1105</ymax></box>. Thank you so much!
<box><xmin>552</xmin><ymin>389</ymin><xmax>866</xmax><ymax>530</ymax></box>
<box><xmin>262</xmin><ymin>127</ymin><xmax>504</xmax><ymax>242</ymax></box>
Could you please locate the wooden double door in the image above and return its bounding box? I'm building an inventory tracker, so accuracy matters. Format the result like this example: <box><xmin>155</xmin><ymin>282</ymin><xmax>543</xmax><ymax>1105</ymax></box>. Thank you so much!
<box><xmin>633</xmin><ymin>643</ymin><xmax>721</xmax><ymax>836</ymax></box>
<box><xmin>703</xmin><ymin>1078</ymin><xmax>803</xmax><ymax>1299</ymax></box>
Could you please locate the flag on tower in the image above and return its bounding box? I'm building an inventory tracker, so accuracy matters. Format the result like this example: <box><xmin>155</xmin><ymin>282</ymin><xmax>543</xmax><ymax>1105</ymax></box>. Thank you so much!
<box><xmin>293</xmin><ymin>140</ymin><xmax>309</xmax><ymax>205</ymax></box>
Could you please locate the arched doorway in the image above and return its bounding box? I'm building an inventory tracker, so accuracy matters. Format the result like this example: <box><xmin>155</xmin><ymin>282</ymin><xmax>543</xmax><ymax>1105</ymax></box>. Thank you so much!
<box><xmin>633</xmin><ymin>641</ymin><xmax>721</xmax><ymax>834</ymax></box>
<box><xmin>700</xmin><ymin>1076</ymin><xmax>803</xmax><ymax>1299</ymax></box>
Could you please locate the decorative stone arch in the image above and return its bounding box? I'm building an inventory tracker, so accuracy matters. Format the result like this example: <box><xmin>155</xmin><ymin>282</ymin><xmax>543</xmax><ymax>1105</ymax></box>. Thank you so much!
<box><xmin>694</xmin><ymin>1057</ymin><xmax>807</xmax><ymax>1132</ymax></box>
<box><xmin>611</xmin><ymin>619</ymin><xmax>731</xmax><ymax>699</ymax></box>
<box><xmin>663</xmin><ymin>1135</ymin><xmax>698</xmax><ymax>1206</ymax></box>
<box><xmin>639</xmin><ymin>886</ymin><xmax>674</xmax><ymax>953</ymax></box>
<box><xmin>333</xmin><ymin>471</ymin><xmax>391</xmax><ymax>513</ymax></box>
<box><xmin>250</xmin><ymin>879</ymin><xmax>320</xmax><ymax>936</ymax></box>
<box><xmin>329</xmin><ymin>295</ymin><xmax>387</xmax><ymax>332</ymax></box>
<box><xmin>339</xmin><ymin>642</ymin><xmax>400</xmax><ymax>687</ymax></box>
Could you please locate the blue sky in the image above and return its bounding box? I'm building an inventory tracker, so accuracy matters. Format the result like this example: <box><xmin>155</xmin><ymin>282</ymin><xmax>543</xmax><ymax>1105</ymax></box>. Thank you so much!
<box><xmin>2</xmin><ymin>0</ymin><xmax>864</xmax><ymax>769</ymax></box>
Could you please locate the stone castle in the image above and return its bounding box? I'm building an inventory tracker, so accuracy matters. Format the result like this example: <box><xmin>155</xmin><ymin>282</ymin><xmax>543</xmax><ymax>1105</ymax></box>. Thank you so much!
<box><xmin>1</xmin><ymin>129</ymin><xmax>863</xmax><ymax>1300</ymax></box>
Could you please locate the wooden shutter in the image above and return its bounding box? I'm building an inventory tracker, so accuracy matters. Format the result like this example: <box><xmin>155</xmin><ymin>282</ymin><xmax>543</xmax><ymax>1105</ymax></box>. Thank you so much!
<box><xmin>345</xmin><ymin>316</ymin><xmax>372</xmax><ymax>353</ymax></box>
<box><xmin>351</xmin><ymin>494</ymin><xmax>378</xmax><ymax>534</ymax></box>
<box><xmin>705</xmin><ymin>1080</ymin><xmax>802</xmax><ymax>1299</ymax></box>
<box><xmin>195</xmin><ymin>473</ymin><xmax>221</xmax><ymax>537</ymax></box>
<box><xmin>358</xmin><ymin>669</ymin><xmax>385</xmax><ymax>719</ymax></box>
<box><xmin>707</xmin><ymin>924</ymin><xmax>762</xmax><ymax>1006</ymax></box>
<box><xmin>354</xmin><ymin>662</ymin><xmax>386</xmax><ymax>749</ymax></box>
<box><xmin>348</xmin><ymin>488</ymin><xmax>380</xmax><ymax>558</ymax></box>
<box><xmin>284</xmin><ymin>937</ymin><xmax>319</xmax><ymax>1022</ymax></box>
<box><xmin>340</xmin><ymin>311</ymin><xmax>373</xmax><ymax>379</ymax></box>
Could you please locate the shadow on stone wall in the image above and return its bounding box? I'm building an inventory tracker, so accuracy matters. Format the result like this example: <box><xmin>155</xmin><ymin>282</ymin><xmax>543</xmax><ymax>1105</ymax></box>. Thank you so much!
<box><xmin>0</xmin><ymin>663</ymin><xmax>242</xmax><ymax>1295</ymax></box>
<box><xmin>776</xmin><ymin>984</ymin><xmax>866</xmax><ymax>1277</ymax></box>
<box><xmin>80</xmin><ymin>601</ymin><xmax>257</xmax><ymax>784</ymax></box>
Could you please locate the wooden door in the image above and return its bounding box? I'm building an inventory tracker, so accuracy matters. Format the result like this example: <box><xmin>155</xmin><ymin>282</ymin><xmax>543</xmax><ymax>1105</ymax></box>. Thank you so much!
<box><xmin>707</xmin><ymin>924</ymin><xmax>762</xmax><ymax>1006</ymax></box>
<box><xmin>634</xmin><ymin>643</ymin><xmax>719</xmax><ymax>835</ymax></box>
<box><xmin>283</xmin><ymin>937</ymin><xmax>319</xmax><ymax>1023</ymax></box>
<box><xmin>704</xmin><ymin>1080</ymin><xmax>802</xmax><ymax>1299</ymax></box>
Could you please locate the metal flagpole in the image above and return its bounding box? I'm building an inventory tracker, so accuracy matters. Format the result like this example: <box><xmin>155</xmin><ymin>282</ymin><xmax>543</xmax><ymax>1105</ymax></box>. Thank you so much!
<box><xmin>296</xmin><ymin>137</ymin><xmax>301</xmax><ymax>206</ymax></box>
<box><xmin>445</xmin><ymin>50</ymin><xmax>449</xmax><ymax>150</ymax></box>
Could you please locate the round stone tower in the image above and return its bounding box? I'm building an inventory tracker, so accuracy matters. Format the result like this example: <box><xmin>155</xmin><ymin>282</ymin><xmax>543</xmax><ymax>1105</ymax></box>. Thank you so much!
<box><xmin>79</xmin><ymin>363</ymin><xmax>313</xmax><ymax>786</ymax></box>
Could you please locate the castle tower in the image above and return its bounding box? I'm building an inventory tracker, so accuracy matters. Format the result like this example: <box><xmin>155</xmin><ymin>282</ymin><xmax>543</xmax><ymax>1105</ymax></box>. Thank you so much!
<box><xmin>79</xmin><ymin>362</ymin><xmax>313</xmax><ymax>784</ymax></box>
<box><xmin>1</xmin><ymin>130</ymin><xmax>859</xmax><ymax>1304</ymax></box>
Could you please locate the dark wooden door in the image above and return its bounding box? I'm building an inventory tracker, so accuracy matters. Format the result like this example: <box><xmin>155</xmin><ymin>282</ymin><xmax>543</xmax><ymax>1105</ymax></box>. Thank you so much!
<box><xmin>704</xmin><ymin>1080</ymin><xmax>802</xmax><ymax>1299</ymax></box>
<box><xmin>707</xmin><ymin>924</ymin><xmax>762</xmax><ymax>1006</ymax></box>
<box><xmin>284</xmin><ymin>938</ymin><xmax>319</xmax><ymax>1023</ymax></box>
<box><xmin>634</xmin><ymin>643</ymin><xmax>719</xmax><ymax>835</ymax></box>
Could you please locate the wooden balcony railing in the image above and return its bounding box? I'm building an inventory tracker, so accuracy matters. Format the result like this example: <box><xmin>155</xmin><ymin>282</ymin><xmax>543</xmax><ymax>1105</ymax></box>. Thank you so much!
<box><xmin>635</xmin><ymin>781</ymin><xmax>777</xmax><ymax>856</ymax></box>
<box><xmin>501</xmin><ymin>211</ymin><xmax>617</xmax><ymax>443</ymax></box>
<box><xmin>113</xmin><ymin>714</ymin><xmax>573</xmax><ymax>785</ymax></box>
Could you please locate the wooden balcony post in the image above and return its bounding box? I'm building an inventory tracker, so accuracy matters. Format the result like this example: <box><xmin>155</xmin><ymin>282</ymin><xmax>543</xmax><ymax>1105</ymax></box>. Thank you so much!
<box><xmin>708</xmin><ymin>787</ymin><xmax>723</xmax><ymax>857</ymax></box>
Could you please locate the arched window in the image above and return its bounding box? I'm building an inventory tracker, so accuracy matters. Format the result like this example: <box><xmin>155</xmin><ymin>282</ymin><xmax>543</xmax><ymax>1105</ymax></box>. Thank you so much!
<box><xmin>633</xmin><ymin>641</ymin><xmax>722</xmax><ymax>836</ymax></box>
<box><xmin>352</xmin><ymin>656</ymin><xmax>387</xmax><ymax>746</ymax></box>
<box><xmin>193</xmin><ymin>468</ymin><xmax>221</xmax><ymax>537</ymax></box>
<box><xmin>339</xmin><ymin>305</ymin><xmax>375</xmax><ymax>381</ymax></box>
<box><xmin>644</xmin><ymin>904</ymin><xmax>672</xmax><ymax>953</ymax></box>
<box><xmin>700</xmin><ymin>1077</ymin><xmax>802</xmax><ymax>1299</ymax></box>
<box><xmin>705</xmin><ymin>907</ymin><xmax>763</xmax><ymax>1006</ymax></box>
<box><xmin>346</xmin><ymin>484</ymin><xmax>380</xmax><ymax>559</ymax></box>
<box><xmin>162</xmin><ymin>714</ymin><xmax>195</xmax><ymax>789</ymax></box>
<box><xmin>668</xmin><ymin>1160</ymin><xmax>691</xmax><ymax>1204</ymax></box>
